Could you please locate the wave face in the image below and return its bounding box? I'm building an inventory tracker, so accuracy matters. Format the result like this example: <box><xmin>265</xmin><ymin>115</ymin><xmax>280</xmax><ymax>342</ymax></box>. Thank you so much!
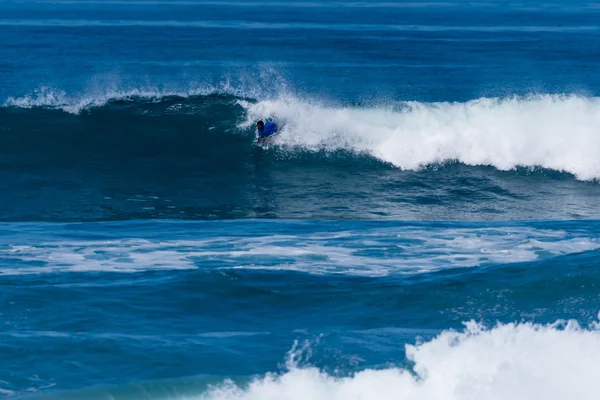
<box><xmin>2</xmin><ymin>92</ymin><xmax>600</xmax><ymax>222</ymax></box>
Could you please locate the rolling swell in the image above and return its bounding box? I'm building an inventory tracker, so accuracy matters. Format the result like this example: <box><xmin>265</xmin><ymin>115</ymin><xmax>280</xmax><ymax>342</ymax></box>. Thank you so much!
<box><xmin>2</xmin><ymin>92</ymin><xmax>600</xmax><ymax>222</ymax></box>
<box><xmin>0</xmin><ymin>94</ymin><xmax>248</xmax><ymax>153</ymax></box>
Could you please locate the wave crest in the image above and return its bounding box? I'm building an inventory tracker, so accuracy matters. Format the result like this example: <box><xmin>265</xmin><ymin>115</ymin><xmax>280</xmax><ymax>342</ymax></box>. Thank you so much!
<box><xmin>3</xmin><ymin>82</ymin><xmax>259</xmax><ymax>114</ymax></box>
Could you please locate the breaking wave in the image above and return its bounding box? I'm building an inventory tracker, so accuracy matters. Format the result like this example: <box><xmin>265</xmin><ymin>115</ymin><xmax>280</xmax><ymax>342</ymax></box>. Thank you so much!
<box><xmin>4</xmin><ymin>88</ymin><xmax>600</xmax><ymax>180</ymax></box>
<box><xmin>197</xmin><ymin>318</ymin><xmax>600</xmax><ymax>400</ymax></box>
<box><xmin>241</xmin><ymin>94</ymin><xmax>600</xmax><ymax>180</ymax></box>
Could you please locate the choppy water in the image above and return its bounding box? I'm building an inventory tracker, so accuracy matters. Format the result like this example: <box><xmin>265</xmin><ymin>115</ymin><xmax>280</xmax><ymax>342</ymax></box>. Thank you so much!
<box><xmin>2</xmin><ymin>0</ymin><xmax>600</xmax><ymax>398</ymax></box>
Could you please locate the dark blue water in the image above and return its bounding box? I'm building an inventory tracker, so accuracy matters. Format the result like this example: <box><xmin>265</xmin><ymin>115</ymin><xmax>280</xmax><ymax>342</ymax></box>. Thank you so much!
<box><xmin>2</xmin><ymin>1</ymin><xmax>600</xmax><ymax>398</ymax></box>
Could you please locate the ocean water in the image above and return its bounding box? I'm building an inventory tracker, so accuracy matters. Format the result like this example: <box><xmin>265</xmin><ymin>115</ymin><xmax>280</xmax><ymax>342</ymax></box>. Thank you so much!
<box><xmin>2</xmin><ymin>0</ymin><xmax>600</xmax><ymax>398</ymax></box>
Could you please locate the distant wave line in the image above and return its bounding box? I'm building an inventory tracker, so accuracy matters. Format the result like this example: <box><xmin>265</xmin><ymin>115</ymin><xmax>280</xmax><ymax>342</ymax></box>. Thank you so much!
<box><xmin>1</xmin><ymin>19</ymin><xmax>599</xmax><ymax>32</ymax></box>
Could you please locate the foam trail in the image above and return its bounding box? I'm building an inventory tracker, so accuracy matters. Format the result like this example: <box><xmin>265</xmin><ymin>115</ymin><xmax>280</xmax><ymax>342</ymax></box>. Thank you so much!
<box><xmin>194</xmin><ymin>318</ymin><xmax>600</xmax><ymax>400</ymax></box>
<box><xmin>241</xmin><ymin>95</ymin><xmax>600</xmax><ymax>180</ymax></box>
<box><xmin>2</xmin><ymin>225</ymin><xmax>598</xmax><ymax>276</ymax></box>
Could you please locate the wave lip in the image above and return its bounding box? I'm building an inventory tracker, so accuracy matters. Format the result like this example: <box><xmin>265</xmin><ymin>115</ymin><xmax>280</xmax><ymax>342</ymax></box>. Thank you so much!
<box><xmin>241</xmin><ymin>94</ymin><xmax>600</xmax><ymax>180</ymax></box>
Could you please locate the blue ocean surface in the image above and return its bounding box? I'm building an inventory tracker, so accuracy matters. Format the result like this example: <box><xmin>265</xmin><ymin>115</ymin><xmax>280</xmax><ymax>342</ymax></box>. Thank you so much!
<box><xmin>2</xmin><ymin>0</ymin><xmax>600</xmax><ymax>398</ymax></box>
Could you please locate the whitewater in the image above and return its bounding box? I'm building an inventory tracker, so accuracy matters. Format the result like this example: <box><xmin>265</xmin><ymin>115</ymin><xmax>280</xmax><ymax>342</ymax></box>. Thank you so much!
<box><xmin>241</xmin><ymin>94</ymin><xmax>600</xmax><ymax>180</ymax></box>
<box><xmin>200</xmin><ymin>319</ymin><xmax>600</xmax><ymax>400</ymax></box>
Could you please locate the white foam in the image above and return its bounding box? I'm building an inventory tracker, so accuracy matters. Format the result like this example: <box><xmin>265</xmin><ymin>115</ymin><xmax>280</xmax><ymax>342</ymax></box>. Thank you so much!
<box><xmin>1</xmin><ymin>239</ymin><xmax>200</xmax><ymax>275</ymax></box>
<box><xmin>191</xmin><ymin>318</ymin><xmax>600</xmax><ymax>400</ymax></box>
<box><xmin>221</xmin><ymin>227</ymin><xmax>599</xmax><ymax>275</ymax></box>
<box><xmin>1</xmin><ymin>226</ymin><xmax>597</xmax><ymax>276</ymax></box>
<box><xmin>240</xmin><ymin>94</ymin><xmax>600</xmax><ymax>180</ymax></box>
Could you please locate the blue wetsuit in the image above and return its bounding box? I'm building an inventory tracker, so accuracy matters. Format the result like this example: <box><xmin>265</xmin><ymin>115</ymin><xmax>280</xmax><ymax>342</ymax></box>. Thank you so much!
<box><xmin>257</xmin><ymin>122</ymin><xmax>278</xmax><ymax>139</ymax></box>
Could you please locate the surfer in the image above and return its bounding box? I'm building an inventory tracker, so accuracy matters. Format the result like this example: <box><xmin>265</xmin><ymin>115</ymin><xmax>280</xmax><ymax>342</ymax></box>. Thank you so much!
<box><xmin>256</xmin><ymin>120</ymin><xmax>278</xmax><ymax>141</ymax></box>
